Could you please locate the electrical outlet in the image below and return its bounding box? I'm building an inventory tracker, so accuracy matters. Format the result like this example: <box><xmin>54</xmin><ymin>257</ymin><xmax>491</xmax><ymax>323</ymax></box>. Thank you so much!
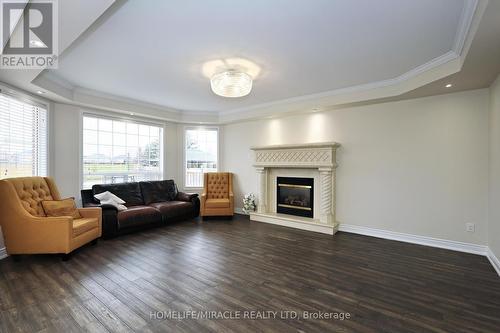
<box><xmin>465</xmin><ymin>223</ymin><xmax>475</xmax><ymax>233</ymax></box>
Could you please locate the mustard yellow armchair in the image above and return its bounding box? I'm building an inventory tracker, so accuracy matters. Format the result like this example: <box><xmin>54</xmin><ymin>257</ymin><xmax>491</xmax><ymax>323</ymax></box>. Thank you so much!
<box><xmin>200</xmin><ymin>172</ymin><xmax>234</xmax><ymax>217</ymax></box>
<box><xmin>0</xmin><ymin>177</ymin><xmax>101</xmax><ymax>259</ymax></box>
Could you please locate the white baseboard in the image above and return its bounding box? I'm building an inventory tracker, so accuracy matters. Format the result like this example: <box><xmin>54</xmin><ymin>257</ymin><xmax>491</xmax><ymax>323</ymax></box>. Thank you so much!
<box><xmin>487</xmin><ymin>248</ymin><xmax>500</xmax><ymax>277</ymax></box>
<box><xmin>0</xmin><ymin>247</ymin><xmax>7</xmax><ymax>260</ymax></box>
<box><xmin>338</xmin><ymin>224</ymin><xmax>488</xmax><ymax>256</ymax></box>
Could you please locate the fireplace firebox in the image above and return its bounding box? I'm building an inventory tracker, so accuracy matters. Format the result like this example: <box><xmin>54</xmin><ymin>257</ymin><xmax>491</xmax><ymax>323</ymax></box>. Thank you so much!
<box><xmin>276</xmin><ymin>177</ymin><xmax>314</xmax><ymax>218</ymax></box>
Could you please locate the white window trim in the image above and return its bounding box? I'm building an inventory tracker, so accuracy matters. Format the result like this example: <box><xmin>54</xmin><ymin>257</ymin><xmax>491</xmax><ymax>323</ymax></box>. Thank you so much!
<box><xmin>0</xmin><ymin>83</ymin><xmax>51</xmax><ymax>178</ymax></box>
<box><xmin>182</xmin><ymin>125</ymin><xmax>220</xmax><ymax>190</ymax></box>
<box><xmin>79</xmin><ymin>111</ymin><xmax>165</xmax><ymax>189</ymax></box>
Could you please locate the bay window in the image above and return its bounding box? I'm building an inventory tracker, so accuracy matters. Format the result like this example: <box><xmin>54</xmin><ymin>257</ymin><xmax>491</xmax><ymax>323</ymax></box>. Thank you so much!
<box><xmin>185</xmin><ymin>127</ymin><xmax>218</xmax><ymax>188</ymax></box>
<box><xmin>82</xmin><ymin>115</ymin><xmax>163</xmax><ymax>188</ymax></box>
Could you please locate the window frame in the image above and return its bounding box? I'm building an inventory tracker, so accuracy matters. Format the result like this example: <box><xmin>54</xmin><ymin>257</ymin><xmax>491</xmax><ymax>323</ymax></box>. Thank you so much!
<box><xmin>0</xmin><ymin>84</ymin><xmax>50</xmax><ymax>179</ymax></box>
<box><xmin>80</xmin><ymin>112</ymin><xmax>165</xmax><ymax>189</ymax></box>
<box><xmin>183</xmin><ymin>126</ymin><xmax>220</xmax><ymax>190</ymax></box>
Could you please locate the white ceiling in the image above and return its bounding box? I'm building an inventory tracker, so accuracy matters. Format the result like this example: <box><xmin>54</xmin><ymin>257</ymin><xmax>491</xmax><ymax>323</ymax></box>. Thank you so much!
<box><xmin>47</xmin><ymin>0</ymin><xmax>468</xmax><ymax>113</ymax></box>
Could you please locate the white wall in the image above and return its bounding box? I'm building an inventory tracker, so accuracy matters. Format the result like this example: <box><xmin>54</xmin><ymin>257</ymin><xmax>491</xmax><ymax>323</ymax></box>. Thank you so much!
<box><xmin>52</xmin><ymin>103</ymin><xmax>181</xmax><ymax>202</ymax></box>
<box><xmin>489</xmin><ymin>76</ymin><xmax>500</xmax><ymax>258</ymax></box>
<box><xmin>53</xmin><ymin>104</ymin><xmax>81</xmax><ymax>198</ymax></box>
<box><xmin>223</xmin><ymin>89</ymin><xmax>490</xmax><ymax>245</ymax></box>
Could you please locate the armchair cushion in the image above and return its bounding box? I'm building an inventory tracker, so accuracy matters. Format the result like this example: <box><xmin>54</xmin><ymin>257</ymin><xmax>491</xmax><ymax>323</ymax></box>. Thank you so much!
<box><xmin>42</xmin><ymin>198</ymin><xmax>81</xmax><ymax>219</ymax></box>
<box><xmin>8</xmin><ymin>177</ymin><xmax>56</xmax><ymax>217</ymax></box>
<box><xmin>205</xmin><ymin>198</ymin><xmax>230</xmax><ymax>208</ymax></box>
<box><xmin>73</xmin><ymin>217</ymin><xmax>99</xmax><ymax>237</ymax></box>
<box><xmin>206</xmin><ymin>173</ymin><xmax>230</xmax><ymax>199</ymax></box>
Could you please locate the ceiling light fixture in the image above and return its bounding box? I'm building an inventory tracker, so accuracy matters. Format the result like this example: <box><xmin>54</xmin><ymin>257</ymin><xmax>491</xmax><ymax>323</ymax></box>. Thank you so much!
<box><xmin>445</xmin><ymin>83</ymin><xmax>453</xmax><ymax>88</ymax></box>
<box><xmin>210</xmin><ymin>70</ymin><xmax>252</xmax><ymax>98</ymax></box>
<box><xmin>36</xmin><ymin>90</ymin><xmax>45</xmax><ymax>94</ymax></box>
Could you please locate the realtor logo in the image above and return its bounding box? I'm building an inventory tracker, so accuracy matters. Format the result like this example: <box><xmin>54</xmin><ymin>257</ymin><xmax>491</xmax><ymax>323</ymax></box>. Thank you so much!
<box><xmin>1</xmin><ymin>0</ymin><xmax>58</xmax><ymax>69</ymax></box>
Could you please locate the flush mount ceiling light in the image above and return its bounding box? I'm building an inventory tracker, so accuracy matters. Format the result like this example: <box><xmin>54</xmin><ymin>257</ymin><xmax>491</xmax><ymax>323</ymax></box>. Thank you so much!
<box><xmin>210</xmin><ymin>70</ymin><xmax>253</xmax><ymax>98</ymax></box>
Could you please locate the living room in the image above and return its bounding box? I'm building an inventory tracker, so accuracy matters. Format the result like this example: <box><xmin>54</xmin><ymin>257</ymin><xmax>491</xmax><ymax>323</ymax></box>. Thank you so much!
<box><xmin>1</xmin><ymin>0</ymin><xmax>500</xmax><ymax>332</ymax></box>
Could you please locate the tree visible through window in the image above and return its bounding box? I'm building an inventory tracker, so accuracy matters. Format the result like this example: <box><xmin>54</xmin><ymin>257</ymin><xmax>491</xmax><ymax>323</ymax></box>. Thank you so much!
<box><xmin>0</xmin><ymin>93</ymin><xmax>47</xmax><ymax>179</ymax></box>
<box><xmin>185</xmin><ymin>128</ymin><xmax>218</xmax><ymax>187</ymax></box>
<box><xmin>82</xmin><ymin>115</ymin><xmax>163</xmax><ymax>189</ymax></box>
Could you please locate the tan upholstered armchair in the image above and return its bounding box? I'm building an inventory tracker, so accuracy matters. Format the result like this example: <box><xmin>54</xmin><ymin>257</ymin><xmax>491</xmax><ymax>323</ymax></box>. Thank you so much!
<box><xmin>0</xmin><ymin>177</ymin><xmax>101</xmax><ymax>259</ymax></box>
<box><xmin>200</xmin><ymin>172</ymin><xmax>234</xmax><ymax>217</ymax></box>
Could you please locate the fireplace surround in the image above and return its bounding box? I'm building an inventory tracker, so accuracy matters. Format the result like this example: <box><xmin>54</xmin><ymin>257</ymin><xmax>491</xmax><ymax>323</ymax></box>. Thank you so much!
<box><xmin>249</xmin><ymin>142</ymin><xmax>340</xmax><ymax>235</ymax></box>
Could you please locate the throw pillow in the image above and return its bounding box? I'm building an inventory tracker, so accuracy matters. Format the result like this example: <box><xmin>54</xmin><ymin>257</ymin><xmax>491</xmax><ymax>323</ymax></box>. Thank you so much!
<box><xmin>42</xmin><ymin>198</ymin><xmax>82</xmax><ymax>219</ymax></box>
<box><xmin>94</xmin><ymin>191</ymin><xmax>128</xmax><ymax>211</ymax></box>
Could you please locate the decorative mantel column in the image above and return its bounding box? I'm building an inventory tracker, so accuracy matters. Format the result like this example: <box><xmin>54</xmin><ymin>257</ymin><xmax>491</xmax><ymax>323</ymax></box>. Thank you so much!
<box><xmin>318</xmin><ymin>167</ymin><xmax>333</xmax><ymax>224</ymax></box>
<box><xmin>256</xmin><ymin>167</ymin><xmax>268</xmax><ymax>213</ymax></box>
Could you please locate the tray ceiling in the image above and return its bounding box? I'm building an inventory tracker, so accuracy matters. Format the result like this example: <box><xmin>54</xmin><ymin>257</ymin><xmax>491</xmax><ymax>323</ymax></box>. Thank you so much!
<box><xmin>44</xmin><ymin>0</ymin><xmax>473</xmax><ymax>114</ymax></box>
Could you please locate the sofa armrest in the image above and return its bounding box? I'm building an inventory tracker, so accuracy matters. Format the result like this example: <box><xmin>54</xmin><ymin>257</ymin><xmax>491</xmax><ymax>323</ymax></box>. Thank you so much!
<box><xmin>79</xmin><ymin>207</ymin><xmax>102</xmax><ymax>218</ymax></box>
<box><xmin>176</xmin><ymin>192</ymin><xmax>199</xmax><ymax>202</ymax></box>
<box><xmin>83</xmin><ymin>202</ymin><xmax>118</xmax><ymax>211</ymax></box>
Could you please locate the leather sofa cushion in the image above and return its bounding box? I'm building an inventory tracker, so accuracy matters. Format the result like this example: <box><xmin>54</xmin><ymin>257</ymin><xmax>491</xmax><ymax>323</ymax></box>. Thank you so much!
<box><xmin>205</xmin><ymin>198</ymin><xmax>230</xmax><ymax>208</ymax></box>
<box><xmin>73</xmin><ymin>217</ymin><xmax>99</xmax><ymax>237</ymax></box>
<box><xmin>117</xmin><ymin>205</ymin><xmax>162</xmax><ymax>229</ymax></box>
<box><xmin>150</xmin><ymin>201</ymin><xmax>193</xmax><ymax>219</ymax></box>
<box><xmin>93</xmin><ymin>183</ymin><xmax>144</xmax><ymax>207</ymax></box>
<box><xmin>140</xmin><ymin>180</ymin><xmax>178</xmax><ymax>204</ymax></box>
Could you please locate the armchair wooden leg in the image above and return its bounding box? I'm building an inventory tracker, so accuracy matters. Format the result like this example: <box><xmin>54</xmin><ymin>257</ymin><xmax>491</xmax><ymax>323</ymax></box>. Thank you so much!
<box><xmin>61</xmin><ymin>253</ymin><xmax>72</xmax><ymax>261</ymax></box>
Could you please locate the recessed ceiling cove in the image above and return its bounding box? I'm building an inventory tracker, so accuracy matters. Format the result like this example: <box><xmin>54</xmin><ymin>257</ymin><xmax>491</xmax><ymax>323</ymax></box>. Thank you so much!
<box><xmin>47</xmin><ymin>0</ymin><xmax>472</xmax><ymax>113</ymax></box>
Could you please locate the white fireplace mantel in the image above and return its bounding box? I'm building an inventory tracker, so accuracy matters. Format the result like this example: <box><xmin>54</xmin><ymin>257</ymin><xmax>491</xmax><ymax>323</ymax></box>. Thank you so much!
<box><xmin>249</xmin><ymin>142</ymin><xmax>340</xmax><ymax>235</ymax></box>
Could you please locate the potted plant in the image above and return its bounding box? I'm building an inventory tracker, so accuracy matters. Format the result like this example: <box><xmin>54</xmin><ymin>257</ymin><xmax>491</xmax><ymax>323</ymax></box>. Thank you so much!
<box><xmin>242</xmin><ymin>193</ymin><xmax>256</xmax><ymax>214</ymax></box>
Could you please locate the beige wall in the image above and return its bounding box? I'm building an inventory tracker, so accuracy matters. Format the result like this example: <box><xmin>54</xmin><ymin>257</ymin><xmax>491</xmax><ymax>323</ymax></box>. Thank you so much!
<box><xmin>489</xmin><ymin>75</ymin><xmax>500</xmax><ymax>259</ymax></box>
<box><xmin>223</xmin><ymin>89</ymin><xmax>490</xmax><ymax>245</ymax></box>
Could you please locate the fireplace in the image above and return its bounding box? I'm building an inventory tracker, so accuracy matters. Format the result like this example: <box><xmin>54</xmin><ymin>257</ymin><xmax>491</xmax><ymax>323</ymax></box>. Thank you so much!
<box><xmin>276</xmin><ymin>177</ymin><xmax>314</xmax><ymax>218</ymax></box>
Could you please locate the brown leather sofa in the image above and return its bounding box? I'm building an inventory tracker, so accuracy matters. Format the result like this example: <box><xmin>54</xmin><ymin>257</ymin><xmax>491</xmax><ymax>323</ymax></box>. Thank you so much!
<box><xmin>81</xmin><ymin>180</ymin><xmax>199</xmax><ymax>238</ymax></box>
<box><xmin>200</xmin><ymin>172</ymin><xmax>234</xmax><ymax>217</ymax></box>
<box><xmin>0</xmin><ymin>177</ymin><xmax>101</xmax><ymax>259</ymax></box>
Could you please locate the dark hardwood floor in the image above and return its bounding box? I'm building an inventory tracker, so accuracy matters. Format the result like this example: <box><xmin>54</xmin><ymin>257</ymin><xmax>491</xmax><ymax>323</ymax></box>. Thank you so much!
<box><xmin>1</xmin><ymin>215</ymin><xmax>499</xmax><ymax>333</ymax></box>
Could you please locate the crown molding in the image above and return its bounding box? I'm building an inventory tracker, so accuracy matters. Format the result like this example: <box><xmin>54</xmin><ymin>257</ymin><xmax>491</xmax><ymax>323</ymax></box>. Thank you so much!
<box><xmin>453</xmin><ymin>0</ymin><xmax>480</xmax><ymax>57</ymax></box>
